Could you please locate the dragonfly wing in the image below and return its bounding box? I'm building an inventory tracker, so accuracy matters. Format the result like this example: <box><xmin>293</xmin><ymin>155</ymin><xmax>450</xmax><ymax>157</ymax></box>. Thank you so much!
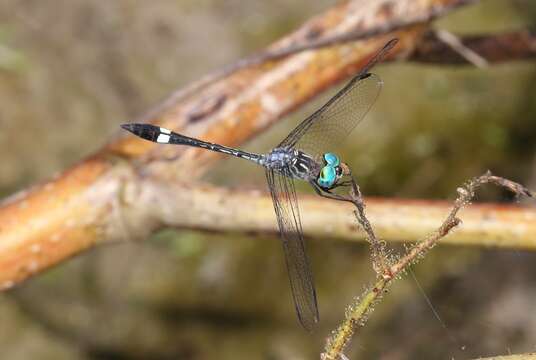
<box><xmin>265</xmin><ymin>168</ymin><xmax>319</xmax><ymax>330</ymax></box>
<box><xmin>278</xmin><ymin>39</ymin><xmax>397</xmax><ymax>158</ymax></box>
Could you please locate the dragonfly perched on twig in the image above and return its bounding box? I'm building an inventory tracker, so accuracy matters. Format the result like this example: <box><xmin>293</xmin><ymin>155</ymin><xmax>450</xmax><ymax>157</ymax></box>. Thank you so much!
<box><xmin>121</xmin><ymin>38</ymin><xmax>397</xmax><ymax>330</ymax></box>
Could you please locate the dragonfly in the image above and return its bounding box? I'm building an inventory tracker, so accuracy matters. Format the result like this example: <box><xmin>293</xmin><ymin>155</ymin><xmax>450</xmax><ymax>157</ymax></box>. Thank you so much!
<box><xmin>121</xmin><ymin>39</ymin><xmax>397</xmax><ymax>330</ymax></box>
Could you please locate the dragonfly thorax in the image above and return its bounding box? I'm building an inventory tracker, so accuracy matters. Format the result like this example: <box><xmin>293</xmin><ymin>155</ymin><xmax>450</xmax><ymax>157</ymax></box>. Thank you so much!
<box><xmin>263</xmin><ymin>148</ymin><xmax>321</xmax><ymax>181</ymax></box>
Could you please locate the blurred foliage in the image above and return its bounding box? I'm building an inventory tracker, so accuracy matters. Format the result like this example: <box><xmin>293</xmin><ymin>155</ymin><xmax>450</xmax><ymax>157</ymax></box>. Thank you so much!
<box><xmin>0</xmin><ymin>0</ymin><xmax>535</xmax><ymax>359</ymax></box>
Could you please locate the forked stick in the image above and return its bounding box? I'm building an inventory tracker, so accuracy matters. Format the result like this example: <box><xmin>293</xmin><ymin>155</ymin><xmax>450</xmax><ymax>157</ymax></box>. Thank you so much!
<box><xmin>322</xmin><ymin>171</ymin><xmax>533</xmax><ymax>360</ymax></box>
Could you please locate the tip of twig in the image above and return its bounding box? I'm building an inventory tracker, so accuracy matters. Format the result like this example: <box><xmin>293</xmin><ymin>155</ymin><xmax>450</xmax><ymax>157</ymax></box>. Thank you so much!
<box><xmin>482</xmin><ymin>171</ymin><xmax>532</xmax><ymax>198</ymax></box>
<box><xmin>506</xmin><ymin>182</ymin><xmax>533</xmax><ymax>198</ymax></box>
<box><xmin>385</xmin><ymin>38</ymin><xmax>399</xmax><ymax>49</ymax></box>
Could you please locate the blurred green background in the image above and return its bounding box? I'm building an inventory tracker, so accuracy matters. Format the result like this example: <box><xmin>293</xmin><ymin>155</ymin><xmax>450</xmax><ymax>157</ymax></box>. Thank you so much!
<box><xmin>0</xmin><ymin>1</ymin><xmax>535</xmax><ymax>359</ymax></box>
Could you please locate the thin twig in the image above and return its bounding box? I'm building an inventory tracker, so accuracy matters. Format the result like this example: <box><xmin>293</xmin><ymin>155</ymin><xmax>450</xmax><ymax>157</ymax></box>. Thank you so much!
<box><xmin>410</xmin><ymin>29</ymin><xmax>536</xmax><ymax>64</ymax></box>
<box><xmin>434</xmin><ymin>29</ymin><xmax>489</xmax><ymax>68</ymax></box>
<box><xmin>322</xmin><ymin>171</ymin><xmax>533</xmax><ymax>360</ymax></box>
<box><xmin>348</xmin><ymin>178</ymin><xmax>391</xmax><ymax>276</ymax></box>
<box><xmin>472</xmin><ymin>353</ymin><xmax>536</xmax><ymax>360</ymax></box>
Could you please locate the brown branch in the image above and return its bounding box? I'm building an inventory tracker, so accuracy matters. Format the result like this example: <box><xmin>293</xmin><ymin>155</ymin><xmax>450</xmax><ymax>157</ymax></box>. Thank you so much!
<box><xmin>410</xmin><ymin>29</ymin><xmax>536</xmax><ymax>64</ymax></box>
<box><xmin>118</xmin><ymin>178</ymin><xmax>536</xmax><ymax>251</ymax></box>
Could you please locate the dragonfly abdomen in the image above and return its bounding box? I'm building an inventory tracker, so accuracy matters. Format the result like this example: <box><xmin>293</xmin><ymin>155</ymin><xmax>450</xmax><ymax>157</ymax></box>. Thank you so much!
<box><xmin>121</xmin><ymin>123</ymin><xmax>262</xmax><ymax>163</ymax></box>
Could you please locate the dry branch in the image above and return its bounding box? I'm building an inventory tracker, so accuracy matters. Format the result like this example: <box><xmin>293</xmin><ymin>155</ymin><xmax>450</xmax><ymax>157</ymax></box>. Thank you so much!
<box><xmin>115</xmin><ymin>178</ymin><xmax>536</xmax><ymax>249</ymax></box>
<box><xmin>322</xmin><ymin>172</ymin><xmax>532</xmax><ymax>359</ymax></box>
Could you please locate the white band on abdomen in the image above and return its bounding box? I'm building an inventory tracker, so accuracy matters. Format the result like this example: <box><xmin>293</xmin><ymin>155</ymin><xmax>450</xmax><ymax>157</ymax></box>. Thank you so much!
<box><xmin>157</xmin><ymin>134</ymin><xmax>170</xmax><ymax>143</ymax></box>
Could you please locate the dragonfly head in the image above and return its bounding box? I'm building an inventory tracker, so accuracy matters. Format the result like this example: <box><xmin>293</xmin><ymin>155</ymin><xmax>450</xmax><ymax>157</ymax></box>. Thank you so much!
<box><xmin>317</xmin><ymin>152</ymin><xmax>346</xmax><ymax>189</ymax></box>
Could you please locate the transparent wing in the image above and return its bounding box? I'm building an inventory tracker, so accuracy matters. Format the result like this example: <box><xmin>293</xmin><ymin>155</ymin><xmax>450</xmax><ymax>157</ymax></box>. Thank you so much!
<box><xmin>265</xmin><ymin>168</ymin><xmax>319</xmax><ymax>330</ymax></box>
<box><xmin>279</xmin><ymin>72</ymin><xmax>382</xmax><ymax>158</ymax></box>
<box><xmin>278</xmin><ymin>39</ymin><xmax>397</xmax><ymax>158</ymax></box>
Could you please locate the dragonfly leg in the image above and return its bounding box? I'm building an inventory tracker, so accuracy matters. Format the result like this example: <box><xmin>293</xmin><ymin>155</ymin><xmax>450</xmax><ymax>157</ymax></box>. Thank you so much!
<box><xmin>334</xmin><ymin>180</ymin><xmax>354</xmax><ymax>187</ymax></box>
<box><xmin>309</xmin><ymin>181</ymin><xmax>354</xmax><ymax>203</ymax></box>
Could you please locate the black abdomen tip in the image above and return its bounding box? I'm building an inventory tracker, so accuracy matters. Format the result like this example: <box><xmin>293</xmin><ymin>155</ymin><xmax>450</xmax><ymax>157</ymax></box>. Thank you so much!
<box><xmin>120</xmin><ymin>123</ymin><xmax>162</xmax><ymax>142</ymax></box>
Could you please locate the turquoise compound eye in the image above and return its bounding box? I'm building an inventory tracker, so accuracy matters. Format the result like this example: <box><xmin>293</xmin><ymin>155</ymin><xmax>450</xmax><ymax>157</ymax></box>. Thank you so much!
<box><xmin>323</xmin><ymin>152</ymin><xmax>340</xmax><ymax>167</ymax></box>
<box><xmin>317</xmin><ymin>166</ymin><xmax>337</xmax><ymax>188</ymax></box>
